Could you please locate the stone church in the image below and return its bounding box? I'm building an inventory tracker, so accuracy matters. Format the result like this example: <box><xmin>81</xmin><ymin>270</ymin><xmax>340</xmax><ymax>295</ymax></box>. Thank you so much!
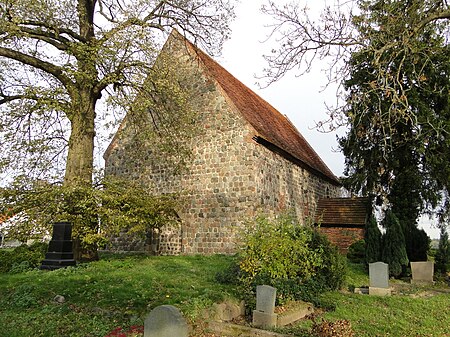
<box><xmin>104</xmin><ymin>30</ymin><xmax>342</xmax><ymax>255</ymax></box>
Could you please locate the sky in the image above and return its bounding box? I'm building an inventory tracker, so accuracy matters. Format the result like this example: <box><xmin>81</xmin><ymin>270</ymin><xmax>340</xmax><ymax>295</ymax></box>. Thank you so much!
<box><xmin>219</xmin><ymin>1</ymin><xmax>345</xmax><ymax>177</ymax></box>
<box><xmin>214</xmin><ymin>1</ymin><xmax>441</xmax><ymax>238</ymax></box>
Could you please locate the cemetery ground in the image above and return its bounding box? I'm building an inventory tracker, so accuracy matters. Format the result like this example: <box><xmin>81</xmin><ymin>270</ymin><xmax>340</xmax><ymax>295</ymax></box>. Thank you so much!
<box><xmin>0</xmin><ymin>254</ymin><xmax>449</xmax><ymax>337</ymax></box>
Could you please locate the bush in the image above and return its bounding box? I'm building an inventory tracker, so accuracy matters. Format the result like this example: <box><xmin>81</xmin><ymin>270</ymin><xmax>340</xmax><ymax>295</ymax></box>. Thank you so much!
<box><xmin>231</xmin><ymin>214</ymin><xmax>346</xmax><ymax>312</ymax></box>
<box><xmin>0</xmin><ymin>241</ymin><xmax>48</xmax><ymax>273</ymax></box>
<box><xmin>435</xmin><ymin>227</ymin><xmax>450</xmax><ymax>275</ymax></box>
<box><xmin>347</xmin><ymin>239</ymin><xmax>366</xmax><ymax>264</ymax></box>
<box><xmin>365</xmin><ymin>215</ymin><xmax>382</xmax><ymax>264</ymax></box>
<box><xmin>381</xmin><ymin>210</ymin><xmax>409</xmax><ymax>277</ymax></box>
<box><xmin>215</xmin><ymin>255</ymin><xmax>241</xmax><ymax>285</ymax></box>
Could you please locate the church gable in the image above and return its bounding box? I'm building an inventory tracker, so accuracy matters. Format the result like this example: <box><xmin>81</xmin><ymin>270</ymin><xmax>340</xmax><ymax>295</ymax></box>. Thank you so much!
<box><xmin>104</xmin><ymin>30</ymin><xmax>342</xmax><ymax>255</ymax></box>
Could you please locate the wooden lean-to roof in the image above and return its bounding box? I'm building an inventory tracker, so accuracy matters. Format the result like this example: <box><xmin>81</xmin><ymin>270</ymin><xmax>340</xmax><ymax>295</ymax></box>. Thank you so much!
<box><xmin>175</xmin><ymin>31</ymin><xmax>339</xmax><ymax>185</ymax></box>
<box><xmin>315</xmin><ymin>197</ymin><xmax>369</xmax><ymax>227</ymax></box>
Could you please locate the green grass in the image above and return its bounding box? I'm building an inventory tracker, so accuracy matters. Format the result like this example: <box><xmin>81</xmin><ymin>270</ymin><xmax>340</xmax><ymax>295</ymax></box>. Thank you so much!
<box><xmin>1</xmin><ymin>254</ymin><xmax>449</xmax><ymax>337</ymax></box>
<box><xmin>276</xmin><ymin>263</ymin><xmax>450</xmax><ymax>337</ymax></box>
<box><xmin>0</xmin><ymin>254</ymin><xmax>237</xmax><ymax>337</ymax></box>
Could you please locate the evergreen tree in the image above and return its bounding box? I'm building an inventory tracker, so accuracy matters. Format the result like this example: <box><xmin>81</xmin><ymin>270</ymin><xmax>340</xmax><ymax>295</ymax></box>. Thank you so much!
<box><xmin>389</xmin><ymin>168</ymin><xmax>430</xmax><ymax>262</ymax></box>
<box><xmin>381</xmin><ymin>210</ymin><xmax>409</xmax><ymax>277</ymax></box>
<box><xmin>435</xmin><ymin>227</ymin><xmax>450</xmax><ymax>274</ymax></box>
<box><xmin>365</xmin><ymin>214</ymin><xmax>382</xmax><ymax>264</ymax></box>
<box><xmin>407</xmin><ymin>227</ymin><xmax>430</xmax><ymax>262</ymax></box>
<box><xmin>262</xmin><ymin>0</ymin><xmax>450</xmax><ymax>223</ymax></box>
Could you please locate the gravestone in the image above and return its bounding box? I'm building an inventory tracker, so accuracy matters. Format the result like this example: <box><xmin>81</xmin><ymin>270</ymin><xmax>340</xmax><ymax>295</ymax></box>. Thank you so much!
<box><xmin>369</xmin><ymin>262</ymin><xmax>391</xmax><ymax>296</ymax></box>
<box><xmin>144</xmin><ymin>305</ymin><xmax>188</xmax><ymax>337</ymax></box>
<box><xmin>411</xmin><ymin>261</ymin><xmax>434</xmax><ymax>284</ymax></box>
<box><xmin>252</xmin><ymin>285</ymin><xmax>278</xmax><ymax>328</ymax></box>
<box><xmin>41</xmin><ymin>222</ymin><xmax>76</xmax><ymax>270</ymax></box>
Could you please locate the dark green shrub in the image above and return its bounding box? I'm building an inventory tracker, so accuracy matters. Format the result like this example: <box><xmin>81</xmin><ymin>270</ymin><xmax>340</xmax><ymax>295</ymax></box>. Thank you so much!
<box><xmin>404</xmin><ymin>227</ymin><xmax>430</xmax><ymax>262</ymax></box>
<box><xmin>235</xmin><ymin>214</ymin><xmax>346</xmax><ymax>312</ymax></box>
<box><xmin>347</xmin><ymin>239</ymin><xmax>366</xmax><ymax>264</ymax></box>
<box><xmin>310</xmin><ymin>230</ymin><xmax>347</xmax><ymax>291</ymax></box>
<box><xmin>215</xmin><ymin>255</ymin><xmax>241</xmax><ymax>285</ymax></box>
<box><xmin>365</xmin><ymin>215</ymin><xmax>382</xmax><ymax>264</ymax></box>
<box><xmin>435</xmin><ymin>227</ymin><xmax>450</xmax><ymax>274</ymax></box>
<box><xmin>0</xmin><ymin>241</ymin><xmax>48</xmax><ymax>273</ymax></box>
<box><xmin>381</xmin><ymin>210</ymin><xmax>409</xmax><ymax>277</ymax></box>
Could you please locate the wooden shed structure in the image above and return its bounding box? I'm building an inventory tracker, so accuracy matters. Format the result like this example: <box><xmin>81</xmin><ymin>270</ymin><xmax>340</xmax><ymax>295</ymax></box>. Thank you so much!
<box><xmin>315</xmin><ymin>197</ymin><xmax>369</xmax><ymax>253</ymax></box>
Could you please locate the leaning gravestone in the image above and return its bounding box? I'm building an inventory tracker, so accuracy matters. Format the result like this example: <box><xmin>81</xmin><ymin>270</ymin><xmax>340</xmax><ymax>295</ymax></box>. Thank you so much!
<box><xmin>411</xmin><ymin>261</ymin><xmax>434</xmax><ymax>284</ymax></box>
<box><xmin>369</xmin><ymin>262</ymin><xmax>391</xmax><ymax>296</ymax></box>
<box><xmin>144</xmin><ymin>305</ymin><xmax>188</xmax><ymax>337</ymax></box>
<box><xmin>252</xmin><ymin>285</ymin><xmax>278</xmax><ymax>328</ymax></box>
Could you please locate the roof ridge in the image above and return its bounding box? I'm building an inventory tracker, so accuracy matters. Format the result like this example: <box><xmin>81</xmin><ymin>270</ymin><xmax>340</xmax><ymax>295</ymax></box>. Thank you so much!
<box><xmin>172</xmin><ymin>30</ymin><xmax>339</xmax><ymax>185</ymax></box>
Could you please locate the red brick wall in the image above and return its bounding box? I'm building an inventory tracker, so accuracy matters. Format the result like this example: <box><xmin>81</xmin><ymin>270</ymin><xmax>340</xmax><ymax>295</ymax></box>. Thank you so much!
<box><xmin>319</xmin><ymin>226</ymin><xmax>365</xmax><ymax>254</ymax></box>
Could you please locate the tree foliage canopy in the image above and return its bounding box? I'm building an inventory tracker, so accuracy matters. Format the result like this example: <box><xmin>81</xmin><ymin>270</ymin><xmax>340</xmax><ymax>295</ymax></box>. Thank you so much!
<box><xmin>0</xmin><ymin>0</ymin><xmax>236</xmax><ymax>256</ymax></box>
<box><xmin>0</xmin><ymin>176</ymin><xmax>179</xmax><ymax>259</ymax></box>
<box><xmin>262</xmin><ymin>0</ymin><xmax>450</xmax><ymax>223</ymax></box>
<box><xmin>0</xmin><ymin>0</ymin><xmax>235</xmax><ymax>185</ymax></box>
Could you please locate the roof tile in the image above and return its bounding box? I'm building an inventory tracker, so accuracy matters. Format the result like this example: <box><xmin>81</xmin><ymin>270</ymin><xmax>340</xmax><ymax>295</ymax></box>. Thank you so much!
<box><xmin>176</xmin><ymin>31</ymin><xmax>340</xmax><ymax>185</ymax></box>
<box><xmin>315</xmin><ymin>197</ymin><xmax>369</xmax><ymax>226</ymax></box>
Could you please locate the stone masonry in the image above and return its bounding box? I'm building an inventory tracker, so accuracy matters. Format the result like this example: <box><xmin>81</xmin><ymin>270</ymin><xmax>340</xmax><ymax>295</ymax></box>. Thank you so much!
<box><xmin>104</xmin><ymin>30</ymin><xmax>341</xmax><ymax>255</ymax></box>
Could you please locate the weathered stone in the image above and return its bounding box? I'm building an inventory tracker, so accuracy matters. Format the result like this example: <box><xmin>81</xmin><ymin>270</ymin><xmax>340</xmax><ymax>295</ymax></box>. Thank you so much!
<box><xmin>411</xmin><ymin>261</ymin><xmax>434</xmax><ymax>284</ymax></box>
<box><xmin>277</xmin><ymin>301</ymin><xmax>314</xmax><ymax>326</ymax></box>
<box><xmin>368</xmin><ymin>287</ymin><xmax>391</xmax><ymax>296</ymax></box>
<box><xmin>53</xmin><ymin>295</ymin><xmax>65</xmax><ymax>304</ymax></box>
<box><xmin>252</xmin><ymin>310</ymin><xmax>278</xmax><ymax>328</ymax></box>
<box><xmin>104</xmin><ymin>31</ymin><xmax>341</xmax><ymax>255</ymax></box>
<box><xmin>144</xmin><ymin>305</ymin><xmax>188</xmax><ymax>337</ymax></box>
<box><xmin>369</xmin><ymin>262</ymin><xmax>389</xmax><ymax>289</ymax></box>
<box><xmin>212</xmin><ymin>300</ymin><xmax>244</xmax><ymax>322</ymax></box>
<box><xmin>252</xmin><ymin>285</ymin><xmax>278</xmax><ymax>328</ymax></box>
<box><xmin>256</xmin><ymin>285</ymin><xmax>277</xmax><ymax>314</ymax></box>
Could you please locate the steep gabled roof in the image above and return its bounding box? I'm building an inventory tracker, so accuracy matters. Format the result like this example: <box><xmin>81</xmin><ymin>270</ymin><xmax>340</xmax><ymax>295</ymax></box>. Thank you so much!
<box><xmin>315</xmin><ymin>197</ymin><xmax>369</xmax><ymax>226</ymax></box>
<box><xmin>175</xmin><ymin>31</ymin><xmax>339</xmax><ymax>185</ymax></box>
<box><xmin>105</xmin><ymin>30</ymin><xmax>341</xmax><ymax>185</ymax></box>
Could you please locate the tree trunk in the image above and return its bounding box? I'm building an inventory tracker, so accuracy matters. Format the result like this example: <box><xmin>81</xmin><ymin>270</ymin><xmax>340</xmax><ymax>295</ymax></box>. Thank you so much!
<box><xmin>65</xmin><ymin>88</ymin><xmax>98</xmax><ymax>261</ymax></box>
<box><xmin>61</xmin><ymin>0</ymin><xmax>102</xmax><ymax>262</ymax></box>
<box><xmin>64</xmin><ymin>91</ymin><xmax>96</xmax><ymax>186</ymax></box>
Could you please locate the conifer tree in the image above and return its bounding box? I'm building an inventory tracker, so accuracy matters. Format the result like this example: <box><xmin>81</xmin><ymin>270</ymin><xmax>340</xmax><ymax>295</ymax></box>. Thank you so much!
<box><xmin>381</xmin><ymin>210</ymin><xmax>409</xmax><ymax>277</ymax></box>
<box><xmin>435</xmin><ymin>227</ymin><xmax>450</xmax><ymax>274</ymax></box>
<box><xmin>365</xmin><ymin>214</ymin><xmax>382</xmax><ymax>264</ymax></box>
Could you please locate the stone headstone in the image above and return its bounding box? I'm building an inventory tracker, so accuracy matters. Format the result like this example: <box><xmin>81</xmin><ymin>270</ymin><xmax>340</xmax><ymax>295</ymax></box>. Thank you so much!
<box><xmin>253</xmin><ymin>285</ymin><xmax>278</xmax><ymax>328</ymax></box>
<box><xmin>411</xmin><ymin>261</ymin><xmax>434</xmax><ymax>284</ymax></box>
<box><xmin>41</xmin><ymin>222</ymin><xmax>76</xmax><ymax>270</ymax></box>
<box><xmin>369</xmin><ymin>262</ymin><xmax>389</xmax><ymax>288</ymax></box>
<box><xmin>369</xmin><ymin>262</ymin><xmax>391</xmax><ymax>296</ymax></box>
<box><xmin>256</xmin><ymin>285</ymin><xmax>276</xmax><ymax>313</ymax></box>
<box><xmin>144</xmin><ymin>305</ymin><xmax>188</xmax><ymax>337</ymax></box>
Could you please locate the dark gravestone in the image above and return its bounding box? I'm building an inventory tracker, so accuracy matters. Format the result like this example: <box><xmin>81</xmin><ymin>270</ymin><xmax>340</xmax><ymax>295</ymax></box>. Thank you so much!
<box><xmin>41</xmin><ymin>222</ymin><xmax>76</xmax><ymax>270</ymax></box>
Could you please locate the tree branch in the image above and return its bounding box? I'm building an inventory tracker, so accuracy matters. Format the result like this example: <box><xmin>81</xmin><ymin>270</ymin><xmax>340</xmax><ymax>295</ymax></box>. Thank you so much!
<box><xmin>0</xmin><ymin>47</ymin><xmax>73</xmax><ymax>87</ymax></box>
<box><xmin>11</xmin><ymin>26</ymin><xmax>70</xmax><ymax>51</ymax></box>
<box><xmin>20</xmin><ymin>20</ymin><xmax>86</xmax><ymax>43</ymax></box>
<box><xmin>0</xmin><ymin>93</ymin><xmax>38</xmax><ymax>105</ymax></box>
<box><xmin>415</xmin><ymin>8</ymin><xmax>450</xmax><ymax>32</ymax></box>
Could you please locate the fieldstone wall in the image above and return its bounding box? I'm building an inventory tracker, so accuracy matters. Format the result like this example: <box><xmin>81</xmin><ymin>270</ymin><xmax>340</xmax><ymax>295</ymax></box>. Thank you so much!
<box><xmin>104</xmin><ymin>33</ymin><xmax>340</xmax><ymax>255</ymax></box>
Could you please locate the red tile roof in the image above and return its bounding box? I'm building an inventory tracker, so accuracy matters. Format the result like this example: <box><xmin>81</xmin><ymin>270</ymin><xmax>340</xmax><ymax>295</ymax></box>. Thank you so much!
<box><xmin>315</xmin><ymin>197</ymin><xmax>369</xmax><ymax>226</ymax></box>
<box><xmin>176</xmin><ymin>31</ymin><xmax>339</xmax><ymax>185</ymax></box>
<box><xmin>105</xmin><ymin>30</ymin><xmax>341</xmax><ymax>185</ymax></box>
